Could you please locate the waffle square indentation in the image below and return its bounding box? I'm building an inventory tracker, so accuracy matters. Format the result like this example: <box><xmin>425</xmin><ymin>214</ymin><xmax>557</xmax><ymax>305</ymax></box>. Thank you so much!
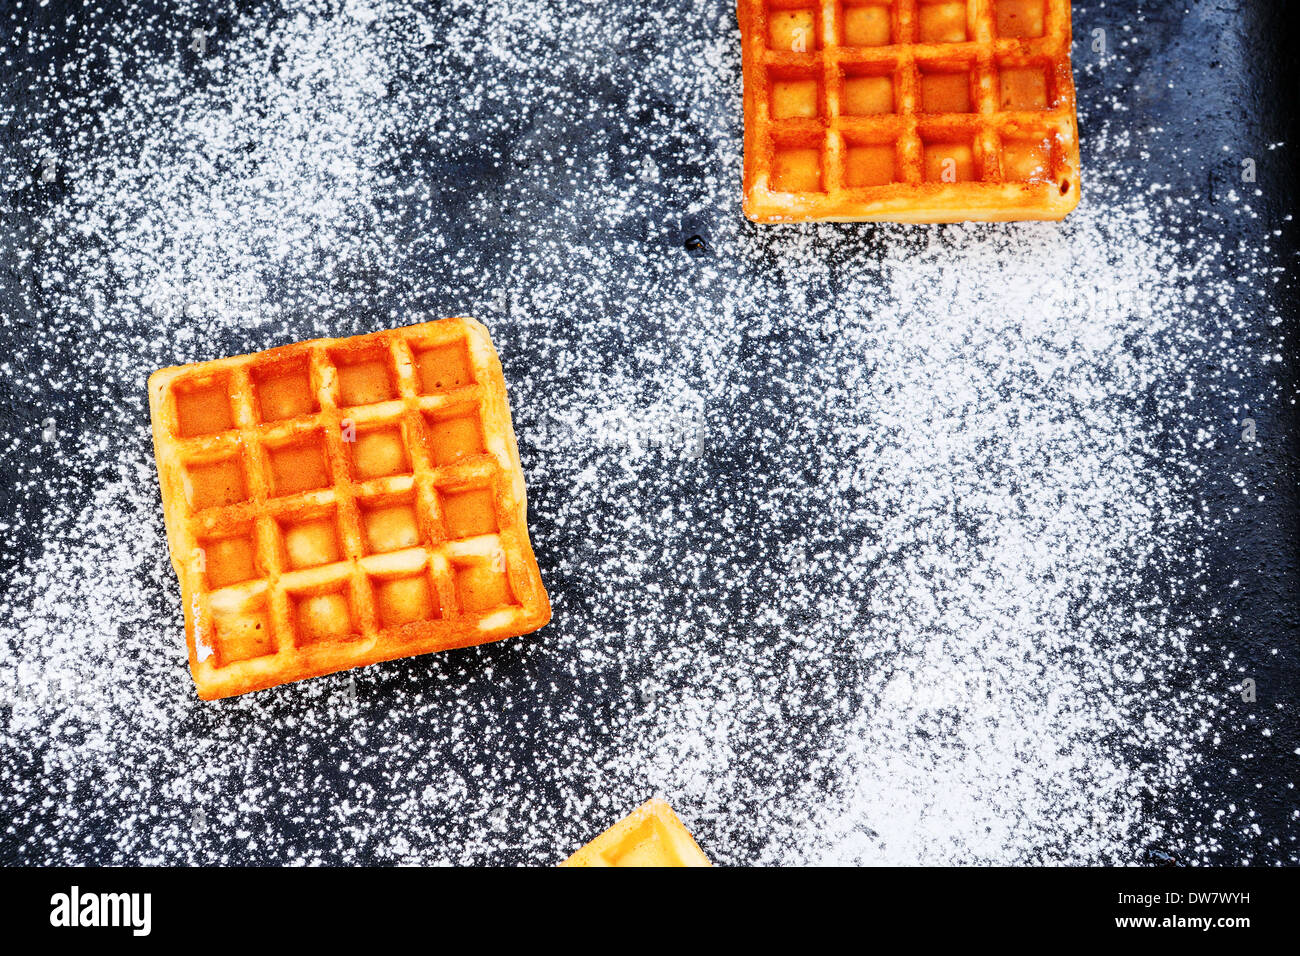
<box><xmin>374</xmin><ymin>573</ymin><xmax>440</xmax><ymax>627</ymax></box>
<box><xmin>174</xmin><ymin>378</ymin><xmax>234</xmax><ymax>437</ymax></box>
<box><xmin>200</xmin><ymin>533</ymin><xmax>259</xmax><ymax>588</ymax></box>
<box><xmin>441</xmin><ymin>487</ymin><xmax>499</xmax><ymax>539</ymax></box>
<box><xmin>843</xmin><ymin>74</ymin><xmax>895</xmax><ymax>115</ymax></box>
<box><xmin>845</xmin><ymin>143</ymin><xmax>898</xmax><ymax>187</ymax></box>
<box><xmin>292</xmin><ymin>588</ymin><xmax>356</xmax><ymax>646</ymax></box>
<box><xmin>917</xmin><ymin>1</ymin><xmax>968</xmax><ymax>43</ymax></box>
<box><xmin>266</xmin><ymin>432</ymin><xmax>330</xmax><ymax>496</ymax></box>
<box><xmin>414</xmin><ymin>339</ymin><xmax>473</xmax><ymax>394</ymax></box>
<box><xmin>335</xmin><ymin>350</ymin><xmax>397</xmax><ymax>406</ymax></box>
<box><xmin>424</xmin><ymin>412</ymin><xmax>486</xmax><ymax>466</ymax></box>
<box><xmin>923</xmin><ymin>139</ymin><xmax>976</xmax><ymax>182</ymax></box>
<box><xmin>454</xmin><ymin>558</ymin><xmax>517</xmax><ymax>613</ymax></box>
<box><xmin>842</xmin><ymin>2</ymin><xmax>893</xmax><ymax>47</ymax></box>
<box><xmin>347</xmin><ymin>426</ymin><xmax>412</xmax><ymax>481</ymax></box>
<box><xmin>772</xmin><ymin>145</ymin><xmax>824</xmax><ymax>192</ymax></box>
<box><xmin>279</xmin><ymin>513</ymin><xmax>343</xmax><ymax>570</ymax></box>
<box><xmin>768</xmin><ymin>9</ymin><xmax>818</xmax><ymax>52</ymax></box>
<box><xmin>998</xmin><ymin>65</ymin><xmax>1049</xmax><ymax>110</ymax></box>
<box><xmin>994</xmin><ymin>0</ymin><xmax>1045</xmax><ymax>38</ymax></box>
<box><xmin>360</xmin><ymin>496</ymin><xmax>423</xmax><ymax>554</ymax></box>
<box><xmin>771</xmin><ymin>76</ymin><xmax>821</xmax><ymax>120</ymax></box>
<box><xmin>186</xmin><ymin>456</ymin><xmax>249</xmax><ymax>511</ymax></box>
<box><xmin>252</xmin><ymin>357</ymin><xmax>317</xmax><ymax>422</ymax></box>
<box><xmin>212</xmin><ymin>600</ymin><xmax>274</xmax><ymax>666</ymax></box>
<box><xmin>1002</xmin><ymin>136</ymin><xmax>1051</xmax><ymax>182</ymax></box>
<box><xmin>919</xmin><ymin>67</ymin><xmax>973</xmax><ymax>113</ymax></box>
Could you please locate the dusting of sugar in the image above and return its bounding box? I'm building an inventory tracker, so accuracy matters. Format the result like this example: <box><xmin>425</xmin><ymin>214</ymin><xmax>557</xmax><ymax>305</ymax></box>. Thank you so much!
<box><xmin>0</xmin><ymin>0</ymin><xmax>1293</xmax><ymax>864</ymax></box>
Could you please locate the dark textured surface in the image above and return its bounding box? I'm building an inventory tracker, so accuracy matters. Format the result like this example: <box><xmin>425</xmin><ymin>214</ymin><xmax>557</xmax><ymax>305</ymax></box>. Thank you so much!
<box><xmin>0</xmin><ymin>0</ymin><xmax>1296</xmax><ymax>865</ymax></box>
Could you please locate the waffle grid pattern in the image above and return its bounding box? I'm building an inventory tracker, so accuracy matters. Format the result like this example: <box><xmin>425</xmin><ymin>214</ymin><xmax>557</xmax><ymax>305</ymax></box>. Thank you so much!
<box><xmin>740</xmin><ymin>0</ymin><xmax>1081</xmax><ymax>222</ymax></box>
<box><xmin>149</xmin><ymin>317</ymin><xmax>550</xmax><ymax>700</ymax></box>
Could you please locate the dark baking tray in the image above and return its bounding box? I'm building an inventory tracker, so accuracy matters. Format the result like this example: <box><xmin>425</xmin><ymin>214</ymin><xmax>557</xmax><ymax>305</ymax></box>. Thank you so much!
<box><xmin>0</xmin><ymin>0</ymin><xmax>1295</xmax><ymax>865</ymax></box>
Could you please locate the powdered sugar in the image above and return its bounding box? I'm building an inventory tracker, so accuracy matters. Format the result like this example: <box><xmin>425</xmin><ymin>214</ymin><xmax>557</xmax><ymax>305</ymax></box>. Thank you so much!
<box><xmin>0</xmin><ymin>0</ymin><xmax>1292</xmax><ymax>864</ymax></box>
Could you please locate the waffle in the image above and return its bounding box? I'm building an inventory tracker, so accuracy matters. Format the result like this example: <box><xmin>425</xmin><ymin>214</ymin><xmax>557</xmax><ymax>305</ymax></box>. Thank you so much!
<box><xmin>739</xmin><ymin>0</ymin><xmax>1081</xmax><ymax>222</ymax></box>
<box><xmin>148</xmin><ymin>317</ymin><xmax>551</xmax><ymax>700</ymax></box>
<box><xmin>560</xmin><ymin>799</ymin><xmax>712</xmax><ymax>867</ymax></box>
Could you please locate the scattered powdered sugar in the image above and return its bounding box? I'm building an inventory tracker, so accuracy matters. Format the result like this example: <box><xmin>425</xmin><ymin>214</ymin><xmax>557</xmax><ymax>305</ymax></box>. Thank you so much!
<box><xmin>0</xmin><ymin>0</ymin><xmax>1292</xmax><ymax>864</ymax></box>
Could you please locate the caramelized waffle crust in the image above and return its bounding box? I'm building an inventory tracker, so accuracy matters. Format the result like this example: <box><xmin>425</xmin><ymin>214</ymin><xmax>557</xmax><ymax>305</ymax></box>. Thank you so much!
<box><xmin>739</xmin><ymin>0</ymin><xmax>1081</xmax><ymax>223</ymax></box>
<box><xmin>148</xmin><ymin>317</ymin><xmax>550</xmax><ymax>700</ymax></box>
<box><xmin>560</xmin><ymin>799</ymin><xmax>713</xmax><ymax>867</ymax></box>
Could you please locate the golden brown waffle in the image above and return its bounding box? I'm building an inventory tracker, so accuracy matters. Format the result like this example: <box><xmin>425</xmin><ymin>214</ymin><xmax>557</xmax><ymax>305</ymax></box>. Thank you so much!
<box><xmin>740</xmin><ymin>0</ymin><xmax>1081</xmax><ymax>222</ymax></box>
<box><xmin>560</xmin><ymin>799</ymin><xmax>713</xmax><ymax>867</ymax></box>
<box><xmin>148</xmin><ymin>317</ymin><xmax>550</xmax><ymax>700</ymax></box>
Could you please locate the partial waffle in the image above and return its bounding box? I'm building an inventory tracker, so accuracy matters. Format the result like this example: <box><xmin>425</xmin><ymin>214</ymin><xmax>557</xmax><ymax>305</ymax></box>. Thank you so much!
<box><xmin>148</xmin><ymin>317</ymin><xmax>550</xmax><ymax>700</ymax></box>
<box><xmin>739</xmin><ymin>0</ymin><xmax>1081</xmax><ymax>222</ymax></box>
<box><xmin>560</xmin><ymin>799</ymin><xmax>712</xmax><ymax>867</ymax></box>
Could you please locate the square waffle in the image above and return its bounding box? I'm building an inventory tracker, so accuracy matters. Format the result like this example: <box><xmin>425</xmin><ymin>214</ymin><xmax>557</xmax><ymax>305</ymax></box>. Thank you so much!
<box><xmin>739</xmin><ymin>0</ymin><xmax>1081</xmax><ymax>222</ymax></box>
<box><xmin>560</xmin><ymin>799</ymin><xmax>712</xmax><ymax>867</ymax></box>
<box><xmin>148</xmin><ymin>317</ymin><xmax>551</xmax><ymax>700</ymax></box>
